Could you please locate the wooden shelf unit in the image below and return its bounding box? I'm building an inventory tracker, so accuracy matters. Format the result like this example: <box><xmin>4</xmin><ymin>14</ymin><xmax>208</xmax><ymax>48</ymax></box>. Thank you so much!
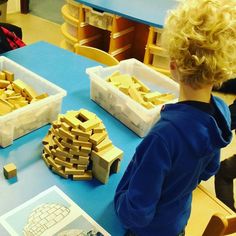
<box><xmin>144</xmin><ymin>26</ymin><xmax>171</xmax><ymax>77</ymax></box>
<box><xmin>61</xmin><ymin>0</ymin><xmax>165</xmax><ymax>75</ymax></box>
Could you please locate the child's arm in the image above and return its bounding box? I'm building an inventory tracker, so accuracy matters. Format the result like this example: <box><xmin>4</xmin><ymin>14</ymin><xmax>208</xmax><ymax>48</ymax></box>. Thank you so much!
<box><xmin>199</xmin><ymin>151</ymin><xmax>220</xmax><ymax>181</ymax></box>
<box><xmin>114</xmin><ymin>134</ymin><xmax>171</xmax><ymax>229</ymax></box>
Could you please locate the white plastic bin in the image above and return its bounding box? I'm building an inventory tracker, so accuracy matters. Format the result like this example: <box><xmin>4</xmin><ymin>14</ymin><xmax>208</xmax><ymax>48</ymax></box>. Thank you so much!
<box><xmin>86</xmin><ymin>58</ymin><xmax>179</xmax><ymax>137</ymax></box>
<box><xmin>0</xmin><ymin>56</ymin><xmax>67</xmax><ymax>147</ymax></box>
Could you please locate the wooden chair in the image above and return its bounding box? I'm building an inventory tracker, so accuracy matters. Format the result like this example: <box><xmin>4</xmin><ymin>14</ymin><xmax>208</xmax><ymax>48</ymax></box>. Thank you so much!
<box><xmin>202</xmin><ymin>213</ymin><xmax>236</xmax><ymax>236</ymax></box>
<box><xmin>74</xmin><ymin>44</ymin><xmax>119</xmax><ymax>66</ymax></box>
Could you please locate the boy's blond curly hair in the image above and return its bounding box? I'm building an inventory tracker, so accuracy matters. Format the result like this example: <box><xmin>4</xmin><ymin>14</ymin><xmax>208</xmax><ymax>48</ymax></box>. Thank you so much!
<box><xmin>161</xmin><ymin>0</ymin><xmax>236</xmax><ymax>89</ymax></box>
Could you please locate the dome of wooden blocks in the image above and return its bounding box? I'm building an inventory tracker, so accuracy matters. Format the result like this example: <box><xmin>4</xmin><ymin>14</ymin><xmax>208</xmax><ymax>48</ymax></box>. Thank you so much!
<box><xmin>42</xmin><ymin>109</ymin><xmax>123</xmax><ymax>184</ymax></box>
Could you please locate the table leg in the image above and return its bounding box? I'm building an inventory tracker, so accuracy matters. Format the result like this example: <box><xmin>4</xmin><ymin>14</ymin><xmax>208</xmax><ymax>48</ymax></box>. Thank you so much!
<box><xmin>20</xmin><ymin>0</ymin><xmax>29</xmax><ymax>14</ymax></box>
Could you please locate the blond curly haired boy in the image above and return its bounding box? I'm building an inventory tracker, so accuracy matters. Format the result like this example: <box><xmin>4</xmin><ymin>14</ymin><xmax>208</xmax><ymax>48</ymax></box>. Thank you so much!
<box><xmin>114</xmin><ymin>0</ymin><xmax>236</xmax><ymax>235</ymax></box>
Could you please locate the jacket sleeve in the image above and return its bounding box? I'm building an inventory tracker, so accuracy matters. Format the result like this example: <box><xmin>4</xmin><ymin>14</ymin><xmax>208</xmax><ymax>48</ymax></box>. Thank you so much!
<box><xmin>114</xmin><ymin>134</ymin><xmax>171</xmax><ymax>229</ymax></box>
<box><xmin>199</xmin><ymin>151</ymin><xmax>220</xmax><ymax>181</ymax></box>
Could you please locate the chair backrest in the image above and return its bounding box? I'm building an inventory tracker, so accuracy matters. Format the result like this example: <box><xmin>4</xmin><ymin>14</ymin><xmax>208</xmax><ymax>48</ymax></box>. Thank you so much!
<box><xmin>202</xmin><ymin>213</ymin><xmax>236</xmax><ymax>236</ymax></box>
<box><xmin>74</xmin><ymin>44</ymin><xmax>119</xmax><ymax>66</ymax></box>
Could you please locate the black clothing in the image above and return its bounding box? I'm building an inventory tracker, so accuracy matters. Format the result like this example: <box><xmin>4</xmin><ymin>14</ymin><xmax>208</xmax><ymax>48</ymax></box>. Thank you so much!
<box><xmin>215</xmin><ymin>154</ymin><xmax>236</xmax><ymax>211</ymax></box>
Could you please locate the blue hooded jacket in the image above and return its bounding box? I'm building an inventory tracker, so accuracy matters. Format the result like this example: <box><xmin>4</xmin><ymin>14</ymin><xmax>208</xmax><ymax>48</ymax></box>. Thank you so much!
<box><xmin>114</xmin><ymin>96</ymin><xmax>232</xmax><ymax>236</ymax></box>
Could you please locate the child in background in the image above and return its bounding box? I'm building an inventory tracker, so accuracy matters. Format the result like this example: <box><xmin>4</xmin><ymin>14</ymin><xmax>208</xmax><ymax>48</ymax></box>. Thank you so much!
<box><xmin>114</xmin><ymin>0</ymin><xmax>236</xmax><ymax>235</ymax></box>
<box><xmin>215</xmin><ymin>99</ymin><xmax>236</xmax><ymax>212</ymax></box>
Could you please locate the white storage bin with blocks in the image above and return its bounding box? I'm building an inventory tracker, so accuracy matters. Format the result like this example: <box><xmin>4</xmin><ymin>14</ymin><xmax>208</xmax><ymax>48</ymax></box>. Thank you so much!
<box><xmin>86</xmin><ymin>59</ymin><xmax>179</xmax><ymax>137</ymax></box>
<box><xmin>0</xmin><ymin>57</ymin><xmax>66</xmax><ymax>147</ymax></box>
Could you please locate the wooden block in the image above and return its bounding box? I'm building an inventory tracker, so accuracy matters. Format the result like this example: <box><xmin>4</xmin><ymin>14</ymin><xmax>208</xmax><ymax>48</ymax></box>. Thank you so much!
<box><xmin>0</xmin><ymin>71</ymin><xmax>6</xmax><ymax>80</ymax></box>
<box><xmin>93</xmin><ymin>123</ymin><xmax>106</xmax><ymax>133</ymax></box>
<box><xmin>43</xmin><ymin>144</ymin><xmax>51</xmax><ymax>156</ymax></box>
<box><xmin>12</xmin><ymin>79</ymin><xmax>27</xmax><ymax>93</ymax></box>
<box><xmin>53</xmin><ymin>154</ymin><xmax>67</xmax><ymax>162</ymax></box>
<box><xmin>60</xmin><ymin>139</ymin><xmax>79</xmax><ymax>151</ymax></box>
<box><xmin>0</xmin><ymin>98</ymin><xmax>13</xmax><ymax>115</ymax></box>
<box><xmin>47</xmin><ymin>156</ymin><xmax>62</xmax><ymax>170</ymax></box>
<box><xmin>89</xmin><ymin>131</ymin><xmax>107</xmax><ymax>145</ymax></box>
<box><xmin>99</xmin><ymin>146</ymin><xmax>123</xmax><ymax>170</ymax></box>
<box><xmin>109</xmin><ymin>81</ymin><xmax>120</xmax><ymax>87</ymax></box>
<box><xmin>53</xmin><ymin>136</ymin><xmax>66</xmax><ymax>151</ymax></box>
<box><xmin>54</xmin><ymin>158</ymin><xmax>74</xmax><ymax>168</ymax></box>
<box><xmin>133</xmin><ymin>83</ymin><xmax>142</xmax><ymax>90</ymax></box>
<box><xmin>132</xmin><ymin>76</ymin><xmax>151</xmax><ymax>93</ymax></box>
<box><xmin>77</xmin><ymin>157</ymin><xmax>90</xmax><ymax>165</ymax></box>
<box><xmin>42</xmin><ymin>154</ymin><xmax>50</xmax><ymax>167</ymax></box>
<box><xmin>50</xmin><ymin>148</ymin><xmax>57</xmax><ymax>157</ymax></box>
<box><xmin>52</xmin><ymin>120</ymin><xmax>61</xmax><ymax>129</ymax></box>
<box><xmin>35</xmin><ymin>93</ymin><xmax>48</xmax><ymax>99</ymax></box>
<box><xmin>64</xmin><ymin>167</ymin><xmax>85</xmax><ymax>175</ymax></box>
<box><xmin>128</xmin><ymin>86</ymin><xmax>144</xmax><ymax>104</ymax></box>
<box><xmin>79</xmin><ymin>118</ymin><xmax>101</xmax><ymax>132</ymax></box>
<box><xmin>92</xmin><ymin>164</ymin><xmax>109</xmax><ymax>184</ymax></box>
<box><xmin>77</xmin><ymin>164</ymin><xmax>88</xmax><ymax>170</ymax></box>
<box><xmin>58</xmin><ymin>127</ymin><xmax>75</xmax><ymax>140</ymax></box>
<box><xmin>94</xmin><ymin>137</ymin><xmax>112</xmax><ymax>152</ymax></box>
<box><xmin>65</xmin><ymin>110</ymin><xmax>79</xmax><ymax>117</ymax></box>
<box><xmin>143</xmin><ymin>91</ymin><xmax>162</xmax><ymax>102</ymax></box>
<box><xmin>70</xmin><ymin>158</ymin><xmax>81</xmax><ymax>164</ymax></box>
<box><xmin>4</xmin><ymin>89</ymin><xmax>15</xmax><ymax>97</ymax></box>
<box><xmin>43</xmin><ymin>134</ymin><xmax>56</xmax><ymax>149</ymax></box>
<box><xmin>141</xmin><ymin>101</ymin><xmax>155</xmax><ymax>109</ymax></box>
<box><xmin>22</xmin><ymin>86</ymin><xmax>38</xmax><ymax>100</ymax></box>
<box><xmin>0</xmin><ymin>80</ymin><xmax>10</xmax><ymax>89</ymax></box>
<box><xmin>73</xmin><ymin>170</ymin><xmax>93</xmax><ymax>180</ymax></box>
<box><xmin>13</xmin><ymin>100</ymin><xmax>28</xmax><ymax>108</ymax></box>
<box><xmin>63</xmin><ymin>114</ymin><xmax>81</xmax><ymax>128</ymax></box>
<box><xmin>155</xmin><ymin>93</ymin><xmax>175</xmax><ymax>103</ymax></box>
<box><xmin>118</xmin><ymin>84</ymin><xmax>130</xmax><ymax>95</ymax></box>
<box><xmin>71</xmin><ymin>128</ymin><xmax>92</xmax><ymax>138</ymax></box>
<box><xmin>77</xmin><ymin>136</ymin><xmax>89</xmax><ymax>141</ymax></box>
<box><xmin>91</xmin><ymin>145</ymin><xmax>114</xmax><ymax>160</ymax></box>
<box><xmin>74</xmin><ymin>140</ymin><xmax>92</xmax><ymax>148</ymax></box>
<box><xmin>80</xmin><ymin>146</ymin><xmax>92</xmax><ymax>154</ymax></box>
<box><xmin>3</xmin><ymin>163</ymin><xmax>17</xmax><ymax>179</ymax></box>
<box><xmin>2</xmin><ymin>70</ymin><xmax>14</xmax><ymax>82</ymax></box>
<box><xmin>42</xmin><ymin>134</ymin><xmax>50</xmax><ymax>145</ymax></box>
<box><xmin>110</xmin><ymin>74</ymin><xmax>133</xmax><ymax>86</ymax></box>
<box><xmin>61</xmin><ymin>122</ymin><xmax>71</xmax><ymax>131</ymax></box>
<box><xmin>55</xmin><ymin>148</ymin><xmax>73</xmax><ymax>159</ymax></box>
<box><xmin>106</xmin><ymin>70</ymin><xmax>120</xmax><ymax>81</ymax></box>
<box><xmin>69</xmin><ymin>149</ymin><xmax>81</xmax><ymax>156</ymax></box>
<box><xmin>77</xmin><ymin>150</ymin><xmax>90</xmax><ymax>157</ymax></box>
<box><xmin>78</xmin><ymin>109</ymin><xmax>96</xmax><ymax>121</ymax></box>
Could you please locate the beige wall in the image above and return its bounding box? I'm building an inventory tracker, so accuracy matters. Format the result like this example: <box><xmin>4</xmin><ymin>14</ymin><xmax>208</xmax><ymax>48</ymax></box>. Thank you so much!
<box><xmin>7</xmin><ymin>0</ymin><xmax>20</xmax><ymax>13</ymax></box>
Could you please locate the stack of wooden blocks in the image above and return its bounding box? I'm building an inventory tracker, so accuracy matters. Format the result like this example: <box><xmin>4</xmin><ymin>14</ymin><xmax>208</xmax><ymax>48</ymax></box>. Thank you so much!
<box><xmin>106</xmin><ymin>71</ymin><xmax>174</xmax><ymax>109</ymax></box>
<box><xmin>42</xmin><ymin>109</ymin><xmax>123</xmax><ymax>184</ymax></box>
<box><xmin>0</xmin><ymin>70</ymin><xmax>48</xmax><ymax>116</ymax></box>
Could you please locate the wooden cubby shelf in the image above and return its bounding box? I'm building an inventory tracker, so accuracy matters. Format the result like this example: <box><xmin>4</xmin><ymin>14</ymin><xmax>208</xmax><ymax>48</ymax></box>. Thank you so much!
<box><xmin>61</xmin><ymin>0</ymin><xmax>169</xmax><ymax>75</ymax></box>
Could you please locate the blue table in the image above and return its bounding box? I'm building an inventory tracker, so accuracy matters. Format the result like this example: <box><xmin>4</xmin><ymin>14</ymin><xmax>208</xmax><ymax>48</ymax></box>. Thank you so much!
<box><xmin>75</xmin><ymin>0</ymin><xmax>178</xmax><ymax>28</ymax></box>
<box><xmin>0</xmin><ymin>41</ymin><xmax>142</xmax><ymax>236</ymax></box>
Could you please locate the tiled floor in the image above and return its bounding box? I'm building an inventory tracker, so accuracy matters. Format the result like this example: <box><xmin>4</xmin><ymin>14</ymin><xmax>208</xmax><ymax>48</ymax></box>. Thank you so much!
<box><xmin>5</xmin><ymin>12</ymin><xmax>236</xmax><ymax>202</ymax></box>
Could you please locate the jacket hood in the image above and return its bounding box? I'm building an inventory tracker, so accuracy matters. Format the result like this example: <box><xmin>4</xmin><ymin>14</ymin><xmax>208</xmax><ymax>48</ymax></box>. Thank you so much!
<box><xmin>159</xmin><ymin>97</ymin><xmax>232</xmax><ymax>158</ymax></box>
